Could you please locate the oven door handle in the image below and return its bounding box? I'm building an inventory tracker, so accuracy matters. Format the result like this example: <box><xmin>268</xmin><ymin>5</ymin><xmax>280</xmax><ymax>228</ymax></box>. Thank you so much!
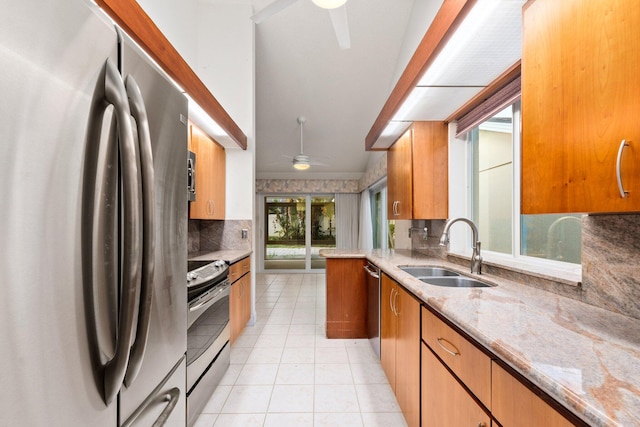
<box><xmin>189</xmin><ymin>282</ymin><xmax>230</xmax><ymax>313</ymax></box>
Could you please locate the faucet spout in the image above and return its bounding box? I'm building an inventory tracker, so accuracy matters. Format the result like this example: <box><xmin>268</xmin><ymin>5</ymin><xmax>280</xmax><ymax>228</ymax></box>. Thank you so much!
<box><xmin>439</xmin><ymin>218</ymin><xmax>482</xmax><ymax>274</ymax></box>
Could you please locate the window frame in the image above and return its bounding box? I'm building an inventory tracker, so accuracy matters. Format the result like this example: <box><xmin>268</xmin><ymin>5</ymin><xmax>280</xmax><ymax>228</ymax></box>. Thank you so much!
<box><xmin>448</xmin><ymin>101</ymin><xmax>582</xmax><ymax>280</ymax></box>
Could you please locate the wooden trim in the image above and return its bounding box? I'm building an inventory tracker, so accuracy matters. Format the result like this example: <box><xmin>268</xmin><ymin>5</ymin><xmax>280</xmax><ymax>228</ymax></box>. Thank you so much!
<box><xmin>446</xmin><ymin>60</ymin><xmax>521</xmax><ymax>123</ymax></box>
<box><xmin>364</xmin><ymin>0</ymin><xmax>477</xmax><ymax>150</ymax></box>
<box><xmin>95</xmin><ymin>0</ymin><xmax>248</xmax><ymax>150</ymax></box>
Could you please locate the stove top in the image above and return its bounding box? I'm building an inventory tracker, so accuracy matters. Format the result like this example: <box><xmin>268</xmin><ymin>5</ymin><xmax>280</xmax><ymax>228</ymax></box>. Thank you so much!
<box><xmin>187</xmin><ymin>259</ymin><xmax>229</xmax><ymax>300</ymax></box>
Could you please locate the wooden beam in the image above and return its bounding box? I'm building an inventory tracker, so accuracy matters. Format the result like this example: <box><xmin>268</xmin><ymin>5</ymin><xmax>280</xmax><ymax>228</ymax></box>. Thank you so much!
<box><xmin>364</xmin><ymin>0</ymin><xmax>476</xmax><ymax>150</ymax></box>
<box><xmin>95</xmin><ymin>0</ymin><xmax>248</xmax><ymax>150</ymax></box>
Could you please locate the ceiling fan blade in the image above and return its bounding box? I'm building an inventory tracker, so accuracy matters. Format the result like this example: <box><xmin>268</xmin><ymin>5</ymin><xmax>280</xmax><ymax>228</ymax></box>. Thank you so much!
<box><xmin>328</xmin><ymin>5</ymin><xmax>351</xmax><ymax>49</ymax></box>
<box><xmin>251</xmin><ymin>0</ymin><xmax>299</xmax><ymax>23</ymax></box>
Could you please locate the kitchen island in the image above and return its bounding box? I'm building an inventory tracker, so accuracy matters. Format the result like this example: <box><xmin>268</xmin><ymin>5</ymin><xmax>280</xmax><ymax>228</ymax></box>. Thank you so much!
<box><xmin>321</xmin><ymin>249</ymin><xmax>640</xmax><ymax>427</ymax></box>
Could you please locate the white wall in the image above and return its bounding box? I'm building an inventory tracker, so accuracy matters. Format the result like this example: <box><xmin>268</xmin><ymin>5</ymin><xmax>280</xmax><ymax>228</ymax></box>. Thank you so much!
<box><xmin>388</xmin><ymin>0</ymin><xmax>444</xmax><ymax>92</ymax></box>
<box><xmin>137</xmin><ymin>0</ymin><xmax>198</xmax><ymax>67</ymax></box>
<box><xmin>195</xmin><ymin>3</ymin><xmax>255</xmax><ymax>220</ymax></box>
<box><xmin>137</xmin><ymin>0</ymin><xmax>256</xmax><ymax>221</ymax></box>
<box><xmin>447</xmin><ymin>122</ymin><xmax>472</xmax><ymax>255</ymax></box>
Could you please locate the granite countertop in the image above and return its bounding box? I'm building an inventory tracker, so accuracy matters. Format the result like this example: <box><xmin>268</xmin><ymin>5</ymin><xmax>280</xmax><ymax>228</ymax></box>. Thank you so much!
<box><xmin>321</xmin><ymin>249</ymin><xmax>640</xmax><ymax>427</ymax></box>
<box><xmin>189</xmin><ymin>249</ymin><xmax>252</xmax><ymax>264</ymax></box>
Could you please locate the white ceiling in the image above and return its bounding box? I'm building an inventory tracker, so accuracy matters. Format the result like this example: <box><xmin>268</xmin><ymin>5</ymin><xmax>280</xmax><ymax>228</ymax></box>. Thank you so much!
<box><xmin>253</xmin><ymin>0</ymin><xmax>524</xmax><ymax>179</ymax></box>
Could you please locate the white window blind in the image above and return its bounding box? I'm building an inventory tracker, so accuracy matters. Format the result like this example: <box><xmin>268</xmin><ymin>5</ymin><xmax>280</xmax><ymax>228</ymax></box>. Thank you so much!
<box><xmin>455</xmin><ymin>75</ymin><xmax>521</xmax><ymax>138</ymax></box>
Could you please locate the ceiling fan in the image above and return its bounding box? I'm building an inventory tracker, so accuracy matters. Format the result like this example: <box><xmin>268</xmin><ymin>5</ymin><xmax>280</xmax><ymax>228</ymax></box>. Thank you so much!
<box><xmin>251</xmin><ymin>0</ymin><xmax>351</xmax><ymax>49</ymax></box>
<box><xmin>289</xmin><ymin>116</ymin><xmax>329</xmax><ymax>170</ymax></box>
<box><xmin>293</xmin><ymin>116</ymin><xmax>311</xmax><ymax>170</ymax></box>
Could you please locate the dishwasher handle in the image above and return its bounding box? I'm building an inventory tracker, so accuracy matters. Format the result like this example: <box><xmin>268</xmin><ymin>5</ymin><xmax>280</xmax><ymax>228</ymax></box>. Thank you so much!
<box><xmin>364</xmin><ymin>264</ymin><xmax>380</xmax><ymax>279</ymax></box>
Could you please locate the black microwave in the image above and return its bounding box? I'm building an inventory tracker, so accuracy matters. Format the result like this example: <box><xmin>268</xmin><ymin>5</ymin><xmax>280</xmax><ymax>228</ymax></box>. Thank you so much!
<box><xmin>187</xmin><ymin>150</ymin><xmax>196</xmax><ymax>202</ymax></box>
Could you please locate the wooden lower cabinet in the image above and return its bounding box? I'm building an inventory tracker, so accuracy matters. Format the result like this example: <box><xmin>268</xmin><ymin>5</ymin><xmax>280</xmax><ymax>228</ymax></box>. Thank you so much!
<box><xmin>380</xmin><ymin>274</ymin><xmax>420</xmax><ymax>427</ymax></box>
<box><xmin>422</xmin><ymin>343</ymin><xmax>491</xmax><ymax>427</ymax></box>
<box><xmin>420</xmin><ymin>302</ymin><xmax>579</xmax><ymax>427</ymax></box>
<box><xmin>492</xmin><ymin>362</ymin><xmax>575</xmax><ymax>427</ymax></box>
<box><xmin>422</xmin><ymin>307</ymin><xmax>491</xmax><ymax>406</ymax></box>
<box><xmin>325</xmin><ymin>258</ymin><xmax>367</xmax><ymax>338</ymax></box>
<box><xmin>229</xmin><ymin>256</ymin><xmax>251</xmax><ymax>344</ymax></box>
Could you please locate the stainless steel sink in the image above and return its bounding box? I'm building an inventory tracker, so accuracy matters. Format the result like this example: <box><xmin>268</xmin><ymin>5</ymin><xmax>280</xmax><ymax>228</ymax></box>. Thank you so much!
<box><xmin>419</xmin><ymin>277</ymin><xmax>492</xmax><ymax>288</ymax></box>
<box><xmin>400</xmin><ymin>266</ymin><xmax>460</xmax><ymax>277</ymax></box>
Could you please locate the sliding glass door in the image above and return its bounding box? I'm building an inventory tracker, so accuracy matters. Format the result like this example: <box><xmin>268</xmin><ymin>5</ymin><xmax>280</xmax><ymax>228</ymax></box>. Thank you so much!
<box><xmin>264</xmin><ymin>195</ymin><xmax>335</xmax><ymax>270</ymax></box>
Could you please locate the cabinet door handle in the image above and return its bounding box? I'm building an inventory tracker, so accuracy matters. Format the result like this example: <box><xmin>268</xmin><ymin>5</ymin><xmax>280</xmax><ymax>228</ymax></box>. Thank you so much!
<box><xmin>389</xmin><ymin>288</ymin><xmax>395</xmax><ymax>315</ymax></box>
<box><xmin>393</xmin><ymin>288</ymin><xmax>399</xmax><ymax>316</ymax></box>
<box><xmin>616</xmin><ymin>139</ymin><xmax>630</xmax><ymax>198</ymax></box>
<box><xmin>436</xmin><ymin>337</ymin><xmax>460</xmax><ymax>356</ymax></box>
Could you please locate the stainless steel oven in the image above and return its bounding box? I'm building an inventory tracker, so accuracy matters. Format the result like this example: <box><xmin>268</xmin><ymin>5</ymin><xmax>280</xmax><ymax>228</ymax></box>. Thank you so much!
<box><xmin>186</xmin><ymin>260</ymin><xmax>230</xmax><ymax>427</ymax></box>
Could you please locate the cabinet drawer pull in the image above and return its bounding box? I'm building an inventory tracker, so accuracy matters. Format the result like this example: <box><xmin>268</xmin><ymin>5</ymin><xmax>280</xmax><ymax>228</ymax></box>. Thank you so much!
<box><xmin>478</xmin><ymin>423</ymin><xmax>487</xmax><ymax>427</ymax></box>
<box><xmin>436</xmin><ymin>337</ymin><xmax>460</xmax><ymax>356</ymax></box>
<box><xmin>616</xmin><ymin>139</ymin><xmax>630</xmax><ymax>198</ymax></box>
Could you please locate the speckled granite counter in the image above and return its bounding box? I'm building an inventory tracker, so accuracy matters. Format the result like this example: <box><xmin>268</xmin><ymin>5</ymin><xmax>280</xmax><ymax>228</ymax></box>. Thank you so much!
<box><xmin>189</xmin><ymin>249</ymin><xmax>252</xmax><ymax>264</ymax></box>
<box><xmin>321</xmin><ymin>249</ymin><xmax>640</xmax><ymax>427</ymax></box>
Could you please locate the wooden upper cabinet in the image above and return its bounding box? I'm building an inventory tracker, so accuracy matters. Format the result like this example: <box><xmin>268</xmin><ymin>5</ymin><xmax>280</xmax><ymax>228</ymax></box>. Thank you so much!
<box><xmin>522</xmin><ymin>0</ymin><xmax>640</xmax><ymax>214</ymax></box>
<box><xmin>387</xmin><ymin>122</ymin><xmax>448</xmax><ymax>220</ymax></box>
<box><xmin>388</xmin><ymin>128</ymin><xmax>413</xmax><ymax>219</ymax></box>
<box><xmin>188</xmin><ymin>124</ymin><xmax>226</xmax><ymax>220</ymax></box>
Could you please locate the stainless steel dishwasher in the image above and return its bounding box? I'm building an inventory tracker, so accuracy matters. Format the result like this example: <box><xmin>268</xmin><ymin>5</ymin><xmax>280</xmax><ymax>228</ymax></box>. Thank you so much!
<box><xmin>364</xmin><ymin>261</ymin><xmax>381</xmax><ymax>359</ymax></box>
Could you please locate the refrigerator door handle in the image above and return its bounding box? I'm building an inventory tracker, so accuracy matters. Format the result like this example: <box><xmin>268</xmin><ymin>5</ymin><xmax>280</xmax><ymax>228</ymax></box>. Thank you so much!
<box><xmin>82</xmin><ymin>57</ymin><xmax>142</xmax><ymax>405</ymax></box>
<box><xmin>123</xmin><ymin>75</ymin><xmax>156</xmax><ymax>387</ymax></box>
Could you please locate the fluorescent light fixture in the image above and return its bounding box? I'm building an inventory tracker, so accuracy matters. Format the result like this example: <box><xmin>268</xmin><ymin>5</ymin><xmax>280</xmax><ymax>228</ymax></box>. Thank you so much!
<box><xmin>418</xmin><ymin>0</ymin><xmax>505</xmax><ymax>86</ymax></box>
<box><xmin>381</xmin><ymin>121</ymin><xmax>412</xmax><ymax>138</ymax></box>
<box><xmin>185</xmin><ymin>94</ymin><xmax>237</xmax><ymax>147</ymax></box>
<box><xmin>392</xmin><ymin>87</ymin><xmax>423</xmax><ymax>121</ymax></box>
<box><xmin>312</xmin><ymin>0</ymin><xmax>347</xmax><ymax>10</ymax></box>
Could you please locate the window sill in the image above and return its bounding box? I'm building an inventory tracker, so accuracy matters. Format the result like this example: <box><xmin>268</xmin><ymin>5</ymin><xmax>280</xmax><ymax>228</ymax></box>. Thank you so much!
<box><xmin>446</xmin><ymin>251</ymin><xmax>582</xmax><ymax>288</ymax></box>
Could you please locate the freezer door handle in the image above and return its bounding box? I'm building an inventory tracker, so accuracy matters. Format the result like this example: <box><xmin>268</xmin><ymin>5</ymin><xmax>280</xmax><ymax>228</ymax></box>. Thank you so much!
<box><xmin>81</xmin><ymin>57</ymin><xmax>142</xmax><ymax>405</ymax></box>
<box><xmin>121</xmin><ymin>357</ymin><xmax>184</xmax><ymax>427</ymax></box>
<box><xmin>123</xmin><ymin>75</ymin><xmax>156</xmax><ymax>387</ymax></box>
<box><xmin>121</xmin><ymin>388</ymin><xmax>180</xmax><ymax>427</ymax></box>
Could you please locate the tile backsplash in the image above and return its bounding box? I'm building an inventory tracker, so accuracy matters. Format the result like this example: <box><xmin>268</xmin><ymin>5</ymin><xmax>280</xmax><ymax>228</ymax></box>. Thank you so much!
<box><xmin>188</xmin><ymin>219</ymin><xmax>252</xmax><ymax>255</ymax></box>
<box><xmin>581</xmin><ymin>214</ymin><xmax>640</xmax><ymax>320</ymax></box>
<box><xmin>410</xmin><ymin>214</ymin><xmax>640</xmax><ymax>320</ymax></box>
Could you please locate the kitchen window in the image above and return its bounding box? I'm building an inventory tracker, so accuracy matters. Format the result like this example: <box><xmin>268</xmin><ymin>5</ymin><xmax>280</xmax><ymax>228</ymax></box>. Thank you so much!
<box><xmin>450</xmin><ymin>100</ymin><xmax>582</xmax><ymax>271</ymax></box>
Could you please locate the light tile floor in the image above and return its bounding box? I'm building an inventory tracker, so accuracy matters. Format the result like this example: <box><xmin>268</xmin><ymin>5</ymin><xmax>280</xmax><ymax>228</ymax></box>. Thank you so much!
<box><xmin>194</xmin><ymin>272</ymin><xmax>408</xmax><ymax>427</ymax></box>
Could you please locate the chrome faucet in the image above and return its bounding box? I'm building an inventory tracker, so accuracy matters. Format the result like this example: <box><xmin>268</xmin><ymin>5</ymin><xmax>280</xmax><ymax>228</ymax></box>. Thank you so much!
<box><xmin>439</xmin><ymin>218</ymin><xmax>482</xmax><ymax>274</ymax></box>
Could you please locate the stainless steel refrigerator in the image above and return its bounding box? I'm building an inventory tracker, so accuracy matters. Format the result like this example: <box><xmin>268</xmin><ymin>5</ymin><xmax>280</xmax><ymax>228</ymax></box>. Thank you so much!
<box><xmin>0</xmin><ymin>0</ymin><xmax>188</xmax><ymax>425</ymax></box>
